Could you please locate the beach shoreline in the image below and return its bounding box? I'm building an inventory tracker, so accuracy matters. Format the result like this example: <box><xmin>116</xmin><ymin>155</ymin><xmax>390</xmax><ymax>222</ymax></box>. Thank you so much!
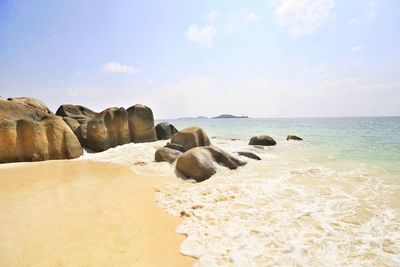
<box><xmin>0</xmin><ymin>160</ymin><xmax>195</xmax><ymax>267</ymax></box>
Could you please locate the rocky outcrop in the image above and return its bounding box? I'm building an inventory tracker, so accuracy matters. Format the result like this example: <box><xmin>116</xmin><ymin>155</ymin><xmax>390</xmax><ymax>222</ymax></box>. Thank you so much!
<box><xmin>86</xmin><ymin>107</ymin><xmax>130</xmax><ymax>152</ymax></box>
<box><xmin>249</xmin><ymin>135</ymin><xmax>276</xmax><ymax>146</ymax></box>
<box><xmin>0</xmin><ymin>98</ymin><xmax>83</xmax><ymax>163</ymax></box>
<box><xmin>287</xmin><ymin>135</ymin><xmax>303</xmax><ymax>141</ymax></box>
<box><xmin>155</xmin><ymin>147</ymin><xmax>182</xmax><ymax>164</ymax></box>
<box><xmin>236</xmin><ymin>151</ymin><xmax>261</xmax><ymax>160</ymax></box>
<box><xmin>155</xmin><ymin>122</ymin><xmax>178</xmax><ymax>140</ymax></box>
<box><xmin>176</xmin><ymin>146</ymin><xmax>246</xmax><ymax>182</ymax></box>
<box><xmin>127</xmin><ymin>104</ymin><xmax>157</xmax><ymax>143</ymax></box>
<box><xmin>7</xmin><ymin>97</ymin><xmax>53</xmax><ymax>114</ymax></box>
<box><xmin>171</xmin><ymin>127</ymin><xmax>211</xmax><ymax>152</ymax></box>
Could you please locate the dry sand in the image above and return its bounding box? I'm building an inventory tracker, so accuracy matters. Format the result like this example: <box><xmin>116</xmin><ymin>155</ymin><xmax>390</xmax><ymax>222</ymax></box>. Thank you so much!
<box><xmin>0</xmin><ymin>160</ymin><xmax>195</xmax><ymax>267</ymax></box>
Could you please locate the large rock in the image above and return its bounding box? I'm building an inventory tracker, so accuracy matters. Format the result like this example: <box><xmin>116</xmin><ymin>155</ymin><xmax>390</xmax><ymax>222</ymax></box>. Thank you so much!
<box><xmin>287</xmin><ymin>135</ymin><xmax>303</xmax><ymax>141</ymax></box>
<box><xmin>127</xmin><ymin>104</ymin><xmax>157</xmax><ymax>143</ymax></box>
<box><xmin>0</xmin><ymin>98</ymin><xmax>83</xmax><ymax>163</ymax></box>
<box><xmin>155</xmin><ymin>122</ymin><xmax>178</xmax><ymax>140</ymax></box>
<box><xmin>249</xmin><ymin>135</ymin><xmax>276</xmax><ymax>146</ymax></box>
<box><xmin>155</xmin><ymin>147</ymin><xmax>182</xmax><ymax>164</ymax></box>
<box><xmin>86</xmin><ymin>107</ymin><xmax>131</xmax><ymax>152</ymax></box>
<box><xmin>176</xmin><ymin>146</ymin><xmax>246</xmax><ymax>182</ymax></box>
<box><xmin>62</xmin><ymin>117</ymin><xmax>86</xmax><ymax>146</ymax></box>
<box><xmin>56</xmin><ymin>104</ymin><xmax>97</xmax><ymax>124</ymax></box>
<box><xmin>171</xmin><ymin>127</ymin><xmax>211</xmax><ymax>152</ymax></box>
<box><xmin>7</xmin><ymin>97</ymin><xmax>53</xmax><ymax>114</ymax></box>
<box><xmin>56</xmin><ymin>104</ymin><xmax>97</xmax><ymax>146</ymax></box>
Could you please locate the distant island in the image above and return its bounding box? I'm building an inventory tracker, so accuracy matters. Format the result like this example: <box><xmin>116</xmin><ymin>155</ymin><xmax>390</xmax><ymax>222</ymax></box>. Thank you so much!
<box><xmin>212</xmin><ymin>114</ymin><xmax>248</xmax><ymax>119</ymax></box>
<box><xmin>177</xmin><ymin>116</ymin><xmax>209</xmax><ymax>120</ymax></box>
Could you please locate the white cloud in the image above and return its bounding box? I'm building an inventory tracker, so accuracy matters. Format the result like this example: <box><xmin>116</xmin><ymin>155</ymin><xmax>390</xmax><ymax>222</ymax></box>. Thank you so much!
<box><xmin>186</xmin><ymin>24</ymin><xmax>216</xmax><ymax>46</ymax></box>
<box><xmin>246</xmin><ymin>13</ymin><xmax>261</xmax><ymax>21</ymax></box>
<box><xmin>276</xmin><ymin>0</ymin><xmax>336</xmax><ymax>37</ymax></box>
<box><xmin>351</xmin><ymin>46</ymin><xmax>363</xmax><ymax>52</ymax></box>
<box><xmin>204</xmin><ymin>10</ymin><xmax>220</xmax><ymax>24</ymax></box>
<box><xmin>102</xmin><ymin>62</ymin><xmax>139</xmax><ymax>74</ymax></box>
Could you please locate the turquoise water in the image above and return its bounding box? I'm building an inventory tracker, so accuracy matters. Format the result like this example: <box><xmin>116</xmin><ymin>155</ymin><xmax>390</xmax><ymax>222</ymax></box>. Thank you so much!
<box><xmin>152</xmin><ymin>117</ymin><xmax>400</xmax><ymax>265</ymax></box>
<box><xmin>87</xmin><ymin>117</ymin><xmax>400</xmax><ymax>265</ymax></box>
<box><xmin>160</xmin><ymin>117</ymin><xmax>400</xmax><ymax>179</ymax></box>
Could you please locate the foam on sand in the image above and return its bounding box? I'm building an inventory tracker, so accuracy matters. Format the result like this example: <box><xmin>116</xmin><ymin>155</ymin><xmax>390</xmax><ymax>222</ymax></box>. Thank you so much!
<box><xmin>82</xmin><ymin>138</ymin><xmax>400</xmax><ymax>266</ymax></box>
<box><xmin>156</xmin><ymin>138</ymin><xmax>400</xmax><ymax>266</ymax></box>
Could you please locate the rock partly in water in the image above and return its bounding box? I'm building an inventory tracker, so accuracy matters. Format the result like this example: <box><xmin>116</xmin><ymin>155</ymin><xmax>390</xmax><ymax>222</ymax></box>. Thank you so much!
<box><xmin>155</xmin><ymin>122</ymin><xmax>178</xmax><ymax>140</ymax></box>
<box><xmin>171</xmin><ymin>127</ymin><xmax>211</xmax><ymax>152</ymax></box>
<box><xmin>127</xmin><ymin>104</ymin><xmax>157</xmax><ymax>143</ymax></box>
<box><xmin>0</xmin><ymin>98</ymin><xmax>83</xmax><ymax>163</ymax></box>
<box><xmin>165</xmin><ymin>142</ymin><xmax>185</xmax><ymax>152</ymax></box>
<box><xmin>176</xmin><ymin>146</ymin><xmax>246</xmax><ymax>182</ymax></box>
<box><xmin>86</xmin><ymin>107</ymin><xmax>131</xmax><ymax>152</ymax></box>
<box><xmin>287</xmin><ymin>135</ymin><xmax>303</xmax><ymax>141</ymax></box>
<box><xmin>236</xmin><ymin>151</ymin><xmax>261</xmax><ymax>160</ymax></box>
<box><xmin>155</xmin><ymin>147</ymin><xmax>183</xmax><ymax>164</ymax></box>
<box><xmin>8</xmin><ymin>97</ymin><xmax>53</xmax><ymax>114</ymax></box>
<box><xmin>249</xmin><ymin>135</ymin><xmax>276</xmax><ymax>146</ymax></box>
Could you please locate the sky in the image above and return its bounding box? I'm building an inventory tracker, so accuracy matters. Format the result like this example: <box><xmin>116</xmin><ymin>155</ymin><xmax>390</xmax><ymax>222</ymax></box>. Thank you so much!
<box><xmin>0</xmin><ymin>0</ymin><xmax>399</xmax><ymax>118</ymax></box>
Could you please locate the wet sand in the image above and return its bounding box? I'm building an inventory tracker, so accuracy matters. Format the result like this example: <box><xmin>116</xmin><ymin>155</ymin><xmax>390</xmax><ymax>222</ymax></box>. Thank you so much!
<box><xmin>0</xmin><ymin>160</ymin><xmax>195</xmax><ymax>267</ymax></box>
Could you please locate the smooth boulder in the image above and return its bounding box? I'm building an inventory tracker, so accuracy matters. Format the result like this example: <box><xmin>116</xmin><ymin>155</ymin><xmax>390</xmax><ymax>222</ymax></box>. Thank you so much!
<box><xmin>156</xmin><ymin>122</ymin><xmax>178</xmax><ymax>140</ymax></box>
<box><xmin>249</xmin><ymin>135</ymin><xmax>276</xmax><ymax>146</ymax></box>
<box><xmin>56</xmin><ymin>104</ymin><xmax>97</xmax><ymax>146</ymax></box>
<box><xmin>0</xmin><ymin>98</ymin><xmax>83</xmax><ymax>163</ymax></box>
<box><xmin>86</xmin><ymin>107</ymin><xmax>130</xmax><ymax>152</ymax></box>
<box><xmin>171</xmin><ymin>127</ymin><xmax>211</xmax><ymax>152</ymax></box>
<box><xmin>8</xmin><ymin>97</ymin><xmax>53</xmax><ymax>114</ymax></box>
<box><xmin>236</xmin><ymin>151</ymin><xmax>261</xmax><ymax>160</ymax></box>
<box><xmin>155</xmin><ymin>147</ymin><xmax>182</xmax><ymax>164</ymax></box>
<box><xmin>127</xmin><ymin>104</ymin><xmax>157</xmax><ymax>143</ymax></box>
<box><xmin>287</xmin><ymin>135</ymin><xmax>303</xmax><ymax>141</ymax></box>
<box><xmin>176</xmin><ymin>146</ymin><xmax>246</xmax><ymax>182</ymax></box>
<box><xmin>56</xmin><ymin>104</ymin><xmax>97</xmax><ymax>124</ymax></box>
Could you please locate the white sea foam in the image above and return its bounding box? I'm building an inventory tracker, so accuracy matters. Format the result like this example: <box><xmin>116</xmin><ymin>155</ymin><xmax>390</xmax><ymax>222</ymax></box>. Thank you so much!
<box><xmin>82</xmin><ymin>138</ymin><xmax>400</xmax><ymax>266</ymax></box>
<box><xmin>80</xmin><ymin>140</ymin><xmax>175</xmax><ymax>176</ymax></box>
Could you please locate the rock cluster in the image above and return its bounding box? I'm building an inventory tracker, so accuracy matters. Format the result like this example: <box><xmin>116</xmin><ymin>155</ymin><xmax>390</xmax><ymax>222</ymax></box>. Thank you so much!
<box><xmin>176</xmin><ymin>146</ymin><xmax>247</xmax><ymax>182</ymax></box>
<box><xmin>57</xmin><ymin>103</ymin><xmax>158</xmax><ymax>152</ymax></box>
<box><xmin>0</xmin><ymin>97</ymin><xmax>161</xmax><ymax>163</ymax></box>
<box><xmin>1</xmin><ymin>96</ymin><xmax>304</xmax><ymax>183</ymax></box>
<box><xmin>154</xmin><ymin>126</ymin><xmax>247</xmax><ymax>182</ymax></box>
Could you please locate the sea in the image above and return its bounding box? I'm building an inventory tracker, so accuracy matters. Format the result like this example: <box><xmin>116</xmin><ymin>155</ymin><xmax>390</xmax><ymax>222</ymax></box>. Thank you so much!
<box><xmin>83</xmin><ymin>117</ymin><xmax>400</xmax><ymax>266</ymax></box>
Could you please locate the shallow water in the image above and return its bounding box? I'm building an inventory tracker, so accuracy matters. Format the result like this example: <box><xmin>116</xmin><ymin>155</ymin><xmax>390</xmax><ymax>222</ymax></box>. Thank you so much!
<box><xmin>84</xmin><ymin>117</ymin><xmax>400</xmax><ymax>266</ymax></box>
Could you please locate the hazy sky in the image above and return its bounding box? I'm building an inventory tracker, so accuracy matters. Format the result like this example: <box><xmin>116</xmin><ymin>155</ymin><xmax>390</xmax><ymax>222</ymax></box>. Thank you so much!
<box><xmin>0</xmin><ymin>0</ymin><xmax>399</xmax><ymax>118</ymax></box>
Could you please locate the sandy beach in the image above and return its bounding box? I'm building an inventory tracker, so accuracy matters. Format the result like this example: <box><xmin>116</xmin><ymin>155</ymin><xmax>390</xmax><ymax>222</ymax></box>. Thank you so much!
<box><xmin>0</xmin><ymin>160</ymin><xmax>195</xmax><ymax>267</ymax></box>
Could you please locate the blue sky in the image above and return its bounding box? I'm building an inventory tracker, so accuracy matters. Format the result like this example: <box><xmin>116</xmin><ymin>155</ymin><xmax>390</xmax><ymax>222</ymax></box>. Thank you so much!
<box><xmin>0</xmin><ymin>0</ymin><xmax>399</xmax><ymax>118</ymax></box>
